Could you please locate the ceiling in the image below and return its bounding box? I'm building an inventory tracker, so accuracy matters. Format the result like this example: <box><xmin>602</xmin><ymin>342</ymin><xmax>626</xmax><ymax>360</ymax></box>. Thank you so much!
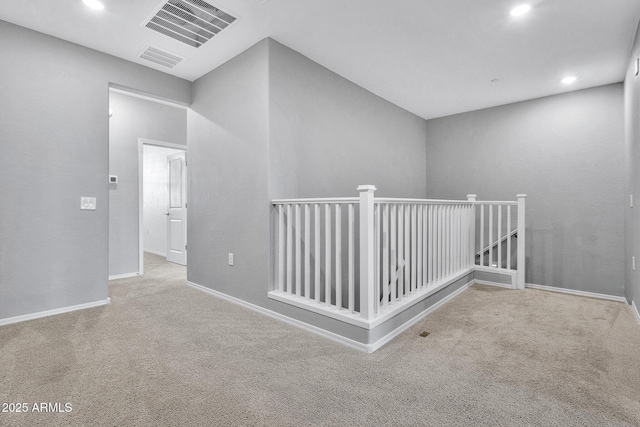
<box><xmin>2</xmin><ymin>0</ymin><xmax>639</xmax><ymax>119</ymax></box>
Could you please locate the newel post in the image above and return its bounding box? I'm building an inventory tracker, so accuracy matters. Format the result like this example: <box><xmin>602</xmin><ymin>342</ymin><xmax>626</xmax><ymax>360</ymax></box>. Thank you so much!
<box><xmin>467</xmin><ymin>194</ymin><xmax>477</xmax><ymax>266</ymax></box>
<box><xmin>516</xmin><ymin>194</ymin><xmax>527</xmax><ymax>290</ymax></box>
<box><xmin>358</xmin><ymin>185</ymin><xmax>376</xmax><ymax>321</ymax></box>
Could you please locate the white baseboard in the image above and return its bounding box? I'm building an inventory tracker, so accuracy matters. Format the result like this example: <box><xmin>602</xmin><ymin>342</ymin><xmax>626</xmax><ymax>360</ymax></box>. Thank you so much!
<box><xmin>633</xmin><ymin>301</ymin><xmax>640</xmax><ymax>327</ymax></box>
<box><xmin>367</xmin><ymin>280</ymin><xmax>474</xmax><ymax>352</ymax></box>
<box><xmin>269</xmin><ymin>268</ymin><xmax>474</xmax><ymax>330</ymax></box>
<box><xmin>0</xmin><ymin>298</ymin><xmax>111</xmax><ymax>327</ymax></box>
<box><xmin>525</xmin><ymin>283</ymin><xmax>627</xmax><ymax>303</ymax></box>
<box><xmin>186</xmin><ymin>281</ymin><xmax>371</xmax><ymax>352</ymax></box>
<box><xmin>186</xmin><ymin>280</ymin><xmax>472</xmax><ymax>354</ymax></box>
<box><xmin>474</xmin><ymin>280</ymin><xmax>514</xmax><ymax>290</ymax></box>
<box><xmin>109</xmin><ymin>272</ymin><xmax>139</xmax><ymax>281</ymax></box>
<box><xmin>144</xmin><ymin>249</ymin><xmax>167</xmax><ymax>257</ymax></box>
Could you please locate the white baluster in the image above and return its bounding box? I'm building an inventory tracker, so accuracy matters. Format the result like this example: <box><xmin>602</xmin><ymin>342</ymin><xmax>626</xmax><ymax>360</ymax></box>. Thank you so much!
<box><xmin>422</xmin><ymin>206</ymin><xmax>431</xmax><ymax>286</ymax></box>
<box><xmin>507</xmin><ymin>204</ymin><xmax>512</xmax><ymax>270</ymax></box>
<box><xmin>398</xmin><ymin>205</ymin><xmax>404</xmax><ymax>300</ymax></box>
<box><xmin>278</xmin><ymin>205</ymin><xmax>284</xmax><ymax>292</ymax></box>
<box><xmin>325</xmin><ymin>204</ymin><xmax>331</xmax><ymax>306</ymax></box>
<box><xmin>375</xmin><ymin>204</ymin><xmax>380</xmax><ymax>314</ymax></box>
<box><xmin>453</xmin><ymin>206</ymin><xmax>459</xmax><ymax>272</ymax></box>
<box><xmin>314</xmin><ymin>204</ymin><xmax>320</xmax><ymax>302</ymax></box>
<box><xmin>404</xmin><ymin>205</ymin><xmax>410</xmax><ymax>295</ymax></box>
<box><xmin>427</xmin><ymin>205</ymin><xmax>433</xmax><ymax>284</ymax></box>
<box><xmin>390</xmin><ymin>204</ymin><xmax>397</xmax><ymax>303</ymax></box>
<box><xmin>480</xmin><ymin>204</ymin><xmax>484</xmax><ymax>267</ymax></box>
<box><xmin>348</xmin><ymin>203</ymin><xmax>355</xmax><ymax>313</ymax></box>
<box><xmin>489</xmin><ymin>205</ymin><xmax>493</xmax><ymax>268</ymax></box>
<box><xmin>382</xmin><ymin>204</ymin><xmax>389</xmax><ymax>309</ymax></box>
<box><xmin>436</xmin><ymin>205</ymin><xmax>442</xmax><ymax>282</ymax></box>
<box><xmin>445</xmin><ymin>206</ymin><xmax>450</xmax><ymax>277</ymax></box>
<box><xmin>335</xmin><ymin>204</ymin><xmax>342</xmax><ymax>310</ymax></box>
<box><xmin>287</xmin><ymin>204</ymin><xmax>292</xmax><ymax>294</ymax></box>
<box><xmin>305</xmin><ymin>204</ymin><xmax>310</xmax><ymax>298</ymax></box>
<box><xmin>417</xmin><ymin>205</ymin><xmax>422</xmax><ymax>289</ymax></box>
<box><xmin>295</xmin><ymin>204</ymin><xmax>301</xmax><ymax>296</ymax></box>
<box><xmin>498</xmin><ymin>204</ymin><xmax>502</xmax><ymax>270</ymax></box>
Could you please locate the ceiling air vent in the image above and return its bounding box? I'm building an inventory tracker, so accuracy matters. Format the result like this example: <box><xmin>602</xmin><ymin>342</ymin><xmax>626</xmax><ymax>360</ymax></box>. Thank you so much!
<box><xmin>138</xmin><ymin>45</ymin><xmax>184</xmax><ymax>69</ymax></box>
<box><xmin>143</xmin><ymin>0</ymin><xmax>237</xmax><ymax>48</ymax></box>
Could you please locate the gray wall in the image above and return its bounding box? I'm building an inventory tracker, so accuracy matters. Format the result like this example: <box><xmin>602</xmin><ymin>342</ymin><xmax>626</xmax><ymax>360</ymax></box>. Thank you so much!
<box><xmin>0</xmin><ymin>20</ymin><xmax>191</xmax><ymax>320</ymax></box>
<box><xmin>187</xmin><ymin>39</ymin><xmax>271</xmax><ymax>305</ymax></box>
<box><xmin>625</xmin><ymin>20</ymin><xmax>640</xmax><ymax>304</ymax></box>
<box><xmin>108</xmin><ymin>92</ymin><xmax>187</xmax><ymax>277</ymax></box>
<box><xmin>269</xmin><ymin>40</ymin><xmax>427</xmax><ymax>199</ymax></box>
<box><xmin>188</xmin><ymin>38</ymin><xmax>429</xmax><ymax>344</ymax></box>
<box><xmin>425</xmin><ymin>84</ymin><xmax>625</xmax><ymax>296</ymax></box>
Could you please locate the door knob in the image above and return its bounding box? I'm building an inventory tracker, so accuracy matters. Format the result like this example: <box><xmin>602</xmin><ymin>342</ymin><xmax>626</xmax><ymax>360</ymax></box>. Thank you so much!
<box><xmin>165</xmin><ymin>212</ymin><xmax>170</xmax><ymax>216</ymax></box>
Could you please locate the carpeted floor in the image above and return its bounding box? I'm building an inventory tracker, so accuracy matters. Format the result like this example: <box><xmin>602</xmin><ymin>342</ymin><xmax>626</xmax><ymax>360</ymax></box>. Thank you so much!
<box><xmin>1</xmin><ymin>252</ymin><xmax>640</xmax><ymax>426</ymax></box>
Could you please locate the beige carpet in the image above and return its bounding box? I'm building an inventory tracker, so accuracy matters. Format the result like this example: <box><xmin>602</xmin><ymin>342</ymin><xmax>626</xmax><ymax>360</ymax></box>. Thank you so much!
<box><xmin>1</xmin><ymin>252</ymin><xmax>640</xmax><ymax>426</ymax></box>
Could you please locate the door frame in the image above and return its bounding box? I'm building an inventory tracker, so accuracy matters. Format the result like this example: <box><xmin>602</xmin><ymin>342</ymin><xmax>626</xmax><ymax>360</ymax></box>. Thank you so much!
<box><xmin>138</xmin><ymin>138</ymin><xmax>187</xmax><ymax>275</ymax></box>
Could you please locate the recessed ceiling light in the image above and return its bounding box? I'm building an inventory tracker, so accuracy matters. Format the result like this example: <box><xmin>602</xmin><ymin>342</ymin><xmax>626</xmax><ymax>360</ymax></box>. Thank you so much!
<box><xmin>511</xmin><ymin>4</ymin><xmax>531</xmax><ymax>16</ymax></box>
<box><xmin>82</xmin><ymin>0</ymin><xmax>104</xmax><ymax>10</ymax></box>
<box><xmin>561</xmin><ymin>76</ymin><xmax>577</xmax><ymax>84</ymax></box>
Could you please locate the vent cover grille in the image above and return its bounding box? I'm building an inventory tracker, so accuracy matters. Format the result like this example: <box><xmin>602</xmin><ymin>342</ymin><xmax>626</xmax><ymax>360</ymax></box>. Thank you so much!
<box><xmin>143</xmin><ymin>0</ymin><xmax>237</xmax><ymax>48</ymax></box>
<box><xmin>138</xmin><ymin>45</ymin><xmax>185</xmax><ymax>68</ymax></box>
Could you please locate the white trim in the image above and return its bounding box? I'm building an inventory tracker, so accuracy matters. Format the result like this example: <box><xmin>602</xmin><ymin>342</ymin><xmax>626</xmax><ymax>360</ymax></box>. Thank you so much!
<box><xmin>632</xmin><ymin>300</ymin><xmax>640</xmax><ymax>326</ymax></box>
<box><xmin>474</xmin><ymin>279</ymin><xmax>513</xmax><ymax>289</ymax></box>
<box><xmin>524</xmin><ymin>283</ymin><xmax>627</xmax><ymax>303</ymax></box>
<box><xmin>474</xmin><ymin>265</ymin><xmax>516</xmax><ymax>279</ymax></box>
<box><xmin>109</xmin><ymin>85</ymin><xmax>189</xmax><ymax>109</ymax></box>
<box><xmin>143</xmin><ymin>249</ymin><xmax>167</xmax><ymax>257</ymax></box>
<box><xmin>138</xmin><ymin>139</ymin><xmax>187</xmax><ymax>277</ymax></box>
<box><xmin>268</xmin><ymin>268</ymin><xmax>474</xmax><ymax>329</ymax></box>
<box><xmin>187</xmin><ymin>280</ymin><xmax>472</xmax><ymax>353</ymax></box>
<box><xmin>366</xmin><ymin>280</ymin><xmax>474</xmax><ymax>352</ymax></box>
<box><xmin>108</xmin><ymin>272</ymin><xmax>139</xmax><ymax>281</ymax></box>
<box><xmin>186</xmin><ymin>281</ymin><xmax>371</xmax><ymax>352</ymax></box>
<box><xmin>138</xmin><ymin>140</ymin><xmax>145</xmax><ymax>277</ymax></box>
<box><xmin>0</xmin><ymin>298</ymin><xmax>111</xmax><ymax>327</ymax></box>
<box><xmin>474</xmin><ymin>266</ymin><xmax>516</xmax><ymax>289</ymax></box>
<box><xmin>139</xmin><ymin>138</ymin><xmax>188</xmax><ymax>151</ymax></box>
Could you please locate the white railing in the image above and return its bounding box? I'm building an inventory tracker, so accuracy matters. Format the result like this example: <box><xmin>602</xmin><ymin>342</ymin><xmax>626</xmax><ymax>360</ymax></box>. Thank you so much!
<box><xmin>274</xmin><ymin>196</ymin><xmax>360</xmax><ymax>315</ymax></box>
<box><xmin>371</xmin><ymin>197</ymin><xmax>475</xmax><ymax>320</ymax></box>
<box><xmin>271</xmin><ymin>186</ymin><xmax>526</xmax><ymax>327</ymax></box>
<box><xmin>470</xmin><ymin>194</ymin><xmax>526</xmax><ymax>289</ymax></box>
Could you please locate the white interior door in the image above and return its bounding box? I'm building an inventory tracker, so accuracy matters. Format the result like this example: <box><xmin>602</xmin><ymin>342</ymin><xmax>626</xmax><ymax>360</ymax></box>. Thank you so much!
<box><xmin>166</xmin><ymin>152</ymin><xmax>187</xmax><ymax>265</ymax></box>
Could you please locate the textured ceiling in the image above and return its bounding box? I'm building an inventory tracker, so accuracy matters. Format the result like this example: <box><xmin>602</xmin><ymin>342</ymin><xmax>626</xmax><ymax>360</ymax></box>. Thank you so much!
<box><xmin>1</xmin><ymin>0</ymin><xmax>639</xmax><ymax>119</ymax></box>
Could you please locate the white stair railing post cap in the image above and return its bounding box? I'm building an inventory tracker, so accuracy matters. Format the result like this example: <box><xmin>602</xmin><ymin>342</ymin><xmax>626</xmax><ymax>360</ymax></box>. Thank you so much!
<box><xmin>357</xmin><ymin>185</ymin><xmax>377</xmax><ymax>192</ymax></box>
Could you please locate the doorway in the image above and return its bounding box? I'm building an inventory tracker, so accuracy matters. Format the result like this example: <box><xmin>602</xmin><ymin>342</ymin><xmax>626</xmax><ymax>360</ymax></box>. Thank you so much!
<box><xmin>108</xmin><ymin>87</ymin><xmax>188</xmax><ymax>280</ymax></box>
<box><xmin>139</xmin><ymin>139</ymin><xmax>187</xmax><ymax>274</ymax></box>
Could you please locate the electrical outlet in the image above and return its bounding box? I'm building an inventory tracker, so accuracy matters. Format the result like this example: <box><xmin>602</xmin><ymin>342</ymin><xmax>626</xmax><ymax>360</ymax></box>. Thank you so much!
<box><xmin>228</xmin><ymin>253</ymin><xmax>234</xmax><ymax>266</ymax></box>
<box><xmin>80</xmin><ymin>197</ymin><xmax>96</xmax><ymax>210</ymax></box>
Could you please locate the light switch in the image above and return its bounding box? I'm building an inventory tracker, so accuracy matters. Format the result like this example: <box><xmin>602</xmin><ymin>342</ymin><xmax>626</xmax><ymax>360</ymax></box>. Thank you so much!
<box><xmin>81</xmin><ymin>197</ymin><xmax>96</xmax><ymax>210</ymax></box>
<box><xmin>228</xmin><ymin>253</ymin><xmax>234</xmax><ymax>266</ymax></box>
